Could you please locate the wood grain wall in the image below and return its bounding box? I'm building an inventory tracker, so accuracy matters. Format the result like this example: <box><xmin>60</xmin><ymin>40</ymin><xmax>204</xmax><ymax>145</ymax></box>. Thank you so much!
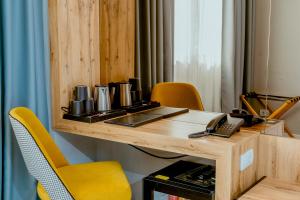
<box><xmin>49</xmin><ymin>0</ymin><xmax>101</xmax><ymax>126</ymax></box>
<box><xmin>100</xmin><ymin>0</ymin><xmax>135</xmax><ymax>84</ymax></box>
<box><xmin>258</xmin><ymin>134</ymin><xmax>300</xmax><ymax>183</ymax></box>
<box><xmin>48</xmin><ymin>0</ymin><xmax>135</xmax><ymax>125</ymax></box>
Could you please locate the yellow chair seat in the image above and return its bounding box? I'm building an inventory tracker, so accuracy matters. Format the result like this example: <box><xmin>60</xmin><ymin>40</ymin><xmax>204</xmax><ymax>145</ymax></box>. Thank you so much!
<box><xmin>37</xmin><ymin>161</ymin><xmax>131</xmax><ymax>200</ymax></box>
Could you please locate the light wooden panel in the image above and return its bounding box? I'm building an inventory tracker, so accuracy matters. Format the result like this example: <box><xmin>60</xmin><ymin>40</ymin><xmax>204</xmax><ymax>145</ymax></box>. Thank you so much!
<box><xmin>49</xmin><ymin>0</ymin><xmax>100</xmax><ymax>126</ymax></box>
<box><xmin>246</xmin><ymin>121</ymin><xmax>284</xmax><ymax>136</ymax></box>
<box><xmin>239</xmin><ymin>177</ymin><xmax>300</xmax><ymax>200</ymax></box>
<box><xmin>258</xmin><ymin>134</ymin><xmax>300</xmax><ymax>183</ymax></box>
<box><xmin>49</xmin><ymin>0</ymin><xmax>135</xmax><ymax>126</ymax></box>
<box><xmin>100</xmin><ymin>0</ymin><xmax>135</xmax><ymax>84</ymax></box>
<box><xmin>231</xmin><ymin>134</ymin><xmax>259</xmax><ymax>197</ymax></box>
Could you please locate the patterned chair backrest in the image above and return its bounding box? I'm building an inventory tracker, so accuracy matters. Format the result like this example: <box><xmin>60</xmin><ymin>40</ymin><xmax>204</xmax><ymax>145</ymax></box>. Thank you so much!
<box><xmin>9</xmin><ymin>107</ymin><xmax>74</xmax><ymax>200</ymax></box>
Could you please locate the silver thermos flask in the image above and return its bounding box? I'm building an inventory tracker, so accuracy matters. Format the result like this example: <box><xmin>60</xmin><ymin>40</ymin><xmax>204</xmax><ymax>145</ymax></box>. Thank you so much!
<box><xmin>120</xmin><ymin>83</ymin><xmax>132</xmax><ymax>107</ymax></box>
<box><xmin>94</xmin><ymin>85</ymin><xmax>111</xmax><ymax>112</ymax></box>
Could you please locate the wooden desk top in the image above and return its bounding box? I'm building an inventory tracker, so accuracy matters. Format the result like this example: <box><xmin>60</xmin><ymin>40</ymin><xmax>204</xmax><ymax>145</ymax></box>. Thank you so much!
<box><xmin>54</xmin><ymin>110</ymin><xmax>282</xmax><ymax>159</ymax></box>
<box><xmin>239</xmin><ymin>177</ymin><xmax>300</xmax><ymax>200</ymax></box>
<box><xmin>54</xmin><ymin>110</ymin><xmax>284</xmax><ymax>200</ymax></box>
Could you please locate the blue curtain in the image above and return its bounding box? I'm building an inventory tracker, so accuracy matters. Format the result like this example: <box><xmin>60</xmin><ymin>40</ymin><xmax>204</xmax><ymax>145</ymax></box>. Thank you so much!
<box><xmin>0</xmin><ymin>0</ymin><xmax>51</xmax><ymax>200</ymax></box>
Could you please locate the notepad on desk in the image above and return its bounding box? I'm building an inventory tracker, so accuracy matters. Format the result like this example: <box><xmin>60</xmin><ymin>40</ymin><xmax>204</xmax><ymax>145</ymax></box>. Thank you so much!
<box><xmin>104</xmin><ymin>107</ymin><xmax>189</xmax><ymax>127</ymax></box>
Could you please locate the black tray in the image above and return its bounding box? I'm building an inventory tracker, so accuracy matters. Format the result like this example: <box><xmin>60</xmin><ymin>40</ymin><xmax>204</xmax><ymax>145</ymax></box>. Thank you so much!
<box><xmin>143</xmin><ymin>161</ymin><xmax>215</xmax><ymax>200</ymax></box>
<box><xmin>104</xmin><ymin>107</ymin><xmax>189</xmax><ymax>127</ymax></box>
<box><xmin>63</xmin><ymin>109</ymin><xmax>127</xmax><ymax>123</ymax></box>
<box><xmin>104</xmin><ymin>113</ymin><xmax>163</xmax><ymax>127</ymax></box>
<box><xmin>141</xmin><ymin>106</ymin><xmax>189</xmax><ymax>118</ymax></box>
<box><xmin>123</xmin><ymin>101</ymin><xmax>161</xmax><ymax>113</ymax></box>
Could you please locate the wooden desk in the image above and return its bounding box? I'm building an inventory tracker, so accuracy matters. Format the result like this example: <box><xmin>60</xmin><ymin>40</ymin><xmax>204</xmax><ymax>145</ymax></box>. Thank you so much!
<box><xmin>239</xmin><ymin>177</ymin><xmax>300</xmax><ymax>200</ymax></box>
<box><xmin>54</xmin><ymin>110</ymin><xmax>284</xmax><ymax>200</ymax></box>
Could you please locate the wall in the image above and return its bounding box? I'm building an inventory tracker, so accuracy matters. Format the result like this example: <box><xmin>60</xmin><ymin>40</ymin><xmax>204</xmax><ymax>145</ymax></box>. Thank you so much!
<box><xmin>53</xmin><ymin>132</ymin><xmax>98</xmax><ymax>164</ymax></box>
<box><xmin>253</xmin><ymin>0</ymin><xmax>300</xmax><ymax>134</ymax></box>
<box><xmin>100</xmin><ymin>0</ymin><xmax>135</xmax><ymax>84</ymax></box>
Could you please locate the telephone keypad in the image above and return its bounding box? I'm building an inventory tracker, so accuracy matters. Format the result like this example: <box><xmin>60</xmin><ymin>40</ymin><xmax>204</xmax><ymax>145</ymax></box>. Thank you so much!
<box><xmin>216</xmin><ymin>123</ymin><xmax>235</xmax><ymax>136</ymax></box>
<box><xmin>219</xmin><ymin>124</ymin><xmax>234</xmax><ymax>130</ymax></box>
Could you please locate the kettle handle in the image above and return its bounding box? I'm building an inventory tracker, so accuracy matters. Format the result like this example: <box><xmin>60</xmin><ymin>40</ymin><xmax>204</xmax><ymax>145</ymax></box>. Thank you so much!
<box><xmin>94</xmin><ymin>87</ymin><xmax>98</xmax><ymax>100</ymax></box>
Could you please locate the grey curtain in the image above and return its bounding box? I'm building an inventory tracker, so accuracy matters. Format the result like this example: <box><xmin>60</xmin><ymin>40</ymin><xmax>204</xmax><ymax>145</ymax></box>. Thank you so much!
<box><xmin>135</xmin><ymin>0</ymin><xmax>174</xmax><ymax>99</ymax></box>
<box><xmin>221</xmin><ymin>0</ymin><xmax>255</xmax><ymax>112</ymax></box>
<box><xmin>243</xmin><ymin>0</ymin><xmax>256</xmax><ymax>93</ymax></box>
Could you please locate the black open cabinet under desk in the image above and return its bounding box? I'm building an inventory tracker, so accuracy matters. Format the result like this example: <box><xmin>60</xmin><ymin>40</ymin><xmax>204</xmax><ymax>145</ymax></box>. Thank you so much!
<box><xmin>143</xmin><ymin>160</ymin><xmax>215</xmax><ymax>200</ymax></box>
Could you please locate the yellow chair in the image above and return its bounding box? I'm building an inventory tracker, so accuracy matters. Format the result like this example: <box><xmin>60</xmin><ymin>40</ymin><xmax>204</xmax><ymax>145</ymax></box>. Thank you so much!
<box><xmin>151</xmin><ymin>82</ymin><xmax>204</xmax><ymax>110</ymax></box>
<box><xmin>9</xmin><ymin>107</ymin><xmax>131</xmax><ymax>200</ymax></box>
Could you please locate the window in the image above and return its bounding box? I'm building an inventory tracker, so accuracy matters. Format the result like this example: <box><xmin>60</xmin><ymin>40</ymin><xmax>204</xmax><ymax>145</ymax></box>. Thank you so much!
<box><xmin>174</xmin><ymin>0</ymin><xmax>223</xmax><ymax>111</ymax></box>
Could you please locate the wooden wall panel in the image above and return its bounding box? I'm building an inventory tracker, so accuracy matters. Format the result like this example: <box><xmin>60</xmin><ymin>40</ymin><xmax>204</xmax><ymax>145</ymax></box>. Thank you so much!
<box><xmin>258</xmin><ymin>134</ymin><xmax>300</xmax><ymax>183</ymax></box>
<box><xmin>49</xmin><ymin>0</ymin><xmax>100</xmax><ymax>126</ymax></box>
<box><xmin>49</xmin><ymin>0</ymin><xmax>135</xmax><ymax>126</ymax></box>
<box><xmin>231</xmin><ymin>133</ymin><xmax>259</xmax><ymax>198</ymax></box>
<box><xmin>100</xmin><ymin>0</ymin><xmax>135</xmax><ymax>84</ymax></box>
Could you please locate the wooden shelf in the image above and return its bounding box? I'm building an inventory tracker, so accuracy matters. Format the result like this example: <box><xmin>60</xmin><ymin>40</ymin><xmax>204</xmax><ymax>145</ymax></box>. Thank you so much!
<box><xmin>239</xmin><ymin>177</ymin><xmax>300</xmax><ymax>200</ymax></box>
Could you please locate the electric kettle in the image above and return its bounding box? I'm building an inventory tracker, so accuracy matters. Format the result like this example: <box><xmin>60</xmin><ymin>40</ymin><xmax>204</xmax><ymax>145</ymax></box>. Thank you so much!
<box><xmin>94</xmin><ymin>85</ymin><xmax>111</xmax><ymax>112</ymax></box>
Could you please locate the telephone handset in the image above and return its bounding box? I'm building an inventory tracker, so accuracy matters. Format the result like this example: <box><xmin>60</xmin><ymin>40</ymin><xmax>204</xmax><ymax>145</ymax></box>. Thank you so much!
<box><xmin>189</xmin><ymin>114</ymin><xmax>244</xmax><ymax>138</ymax></box>
<box><xmin>206</xmin><ymin>113</ymin><xmax>228</xmax><ymax>133</ymax></box>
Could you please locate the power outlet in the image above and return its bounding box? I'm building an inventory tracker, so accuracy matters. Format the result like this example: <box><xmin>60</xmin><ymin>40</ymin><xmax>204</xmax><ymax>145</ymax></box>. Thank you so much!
<box><xmin>240</xmin><ymin>149</ymin><xmax>254</xmax><ymax>171</ymax></box>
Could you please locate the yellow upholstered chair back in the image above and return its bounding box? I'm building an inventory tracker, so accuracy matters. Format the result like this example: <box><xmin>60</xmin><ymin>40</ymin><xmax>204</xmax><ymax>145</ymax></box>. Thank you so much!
<box><xmin>151</xmin><ymin>82</ymin><xmax>204</xmax><ymax>110</ymax></box>
<box><xmin>9</xmin><ymin>107</ymin><xmax>73</xmax><ymax>199</ymax></box>
<box><xmin>9</xmin><ymin>107</ymin><xmax>69</xmax><ymax>168</ymax></box>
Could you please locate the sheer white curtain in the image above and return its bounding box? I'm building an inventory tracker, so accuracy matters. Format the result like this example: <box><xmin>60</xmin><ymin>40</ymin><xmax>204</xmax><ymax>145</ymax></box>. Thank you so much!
<box><xmin>174</xmin><ymin>0</ymin><xmax>223</xmax><ymax>111</ymax></box>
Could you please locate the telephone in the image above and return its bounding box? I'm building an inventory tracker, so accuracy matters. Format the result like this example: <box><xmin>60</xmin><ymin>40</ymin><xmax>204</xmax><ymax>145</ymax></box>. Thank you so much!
<box><xmin>230</xmin><ymin>108</ymin><xmax>264</xmax><ymax>127</ymax></box>
<box><xmin>189</xmin><ymin>114</ymin><xmax>244</xmax><ymax>138</ymax></box>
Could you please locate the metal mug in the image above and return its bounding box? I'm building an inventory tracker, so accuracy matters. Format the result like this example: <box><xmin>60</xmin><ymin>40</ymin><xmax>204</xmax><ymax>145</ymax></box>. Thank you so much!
<box><xmin>69</xmin><ymin>100</ymin><xmax>84</xmax><ymax>116</ymax></box>
<box><xmin>94</xmin><ymin>85</ymin><xmax>111</xmax><ymax>112</ymax></box>
<box><xmin>129</xmin><ymin>78</ymin><xmax>142</xmax><ymax>103</ymax></box>
<box><xmin>120</xmin><ymin>82</ymin><xmax>132</xmax><ymax>107</ymax></box>
<box><xmin>73</xmin><ymin>85</ymin><xmax>88</xmax><ymax>101</ymax></box>
<box><xmin>85</xmin><ymin>98</ymin><xmax>94</xmax><ymax>115</ymax></box>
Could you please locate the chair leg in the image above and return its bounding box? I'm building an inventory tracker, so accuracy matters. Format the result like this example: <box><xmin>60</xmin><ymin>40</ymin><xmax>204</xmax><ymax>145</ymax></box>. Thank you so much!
<box><xmin>284</xmin><ymin>124</ymin><xmax>295</xmax><ymax>138</ymax></box>
<box><xmin>143</xmin><ymin>181</ymin><xmax>152</xmax><ymax>200</ymax></box>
